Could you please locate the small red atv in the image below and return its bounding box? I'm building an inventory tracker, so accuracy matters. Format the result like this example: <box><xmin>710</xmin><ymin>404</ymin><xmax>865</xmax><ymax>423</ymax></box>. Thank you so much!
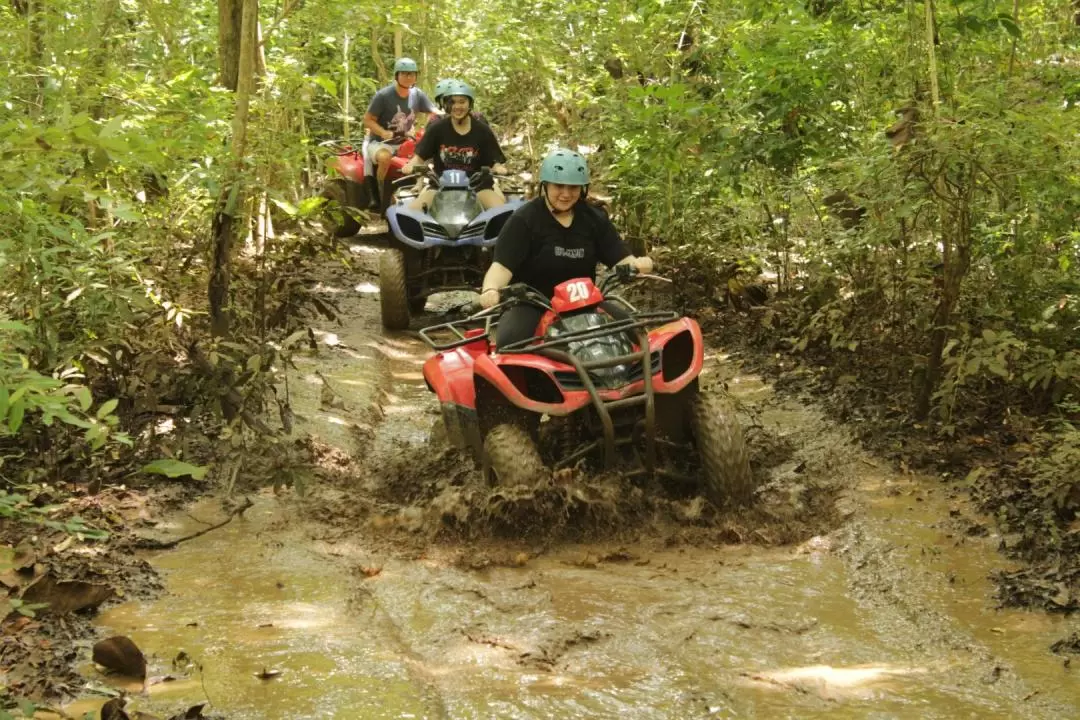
<box><xmin>319</xmin><ymin>134</ymin><xmax>422</xmax><ymax>236</ymax></box>
<box><xmin>419</xmin><ymin>267</ymin><xmax>755</xmax><ymax>506</ymax></box>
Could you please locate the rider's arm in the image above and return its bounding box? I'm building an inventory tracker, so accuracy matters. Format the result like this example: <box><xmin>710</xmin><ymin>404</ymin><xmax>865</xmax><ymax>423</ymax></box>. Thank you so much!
<box><xmin>402</xmin><ymin>153</ymin><xmax>429</xmax><ymax>174</ymax></box>
<box><xmin>593</xmin><ymin>208</ymin><xmax>653</xmax><ymax>272</ymax></box>
<box><xmin>363</xmin><ymin>112</ymin><xmax>392</xmax><ymax>141</ymax></box>
<box><xmin>479</xmin><ymin>262</ymin><xmax>513</xmax><ymax>308</ymax></box>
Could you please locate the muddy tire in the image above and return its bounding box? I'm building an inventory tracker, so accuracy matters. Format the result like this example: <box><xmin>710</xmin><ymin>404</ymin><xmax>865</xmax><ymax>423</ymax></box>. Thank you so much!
<box><xmin>409</xmin><ymin>295</ymin><xmax>427</xmax><ymax>314</ymax></box>
<box><xmin>379</xmin><ymin>248</ymin><xmax>411</xmax><ymax>330</ymax></box>
<box><xmin>483</xmin><ymin>424</ymin><xmax>548</xmax><ymax>487</ymax></box>
<box><xmin>321</xmin><ymin>179</ymin><xmax>360</xmax><ymax>238</ymax></box>
<box><xmin>690</xmin><ymin>393</ymin><xmax>755</xmax><ymax>507</ymax></box>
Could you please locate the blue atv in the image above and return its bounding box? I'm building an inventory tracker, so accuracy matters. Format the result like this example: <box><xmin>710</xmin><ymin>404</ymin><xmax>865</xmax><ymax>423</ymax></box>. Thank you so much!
<box><xmin>379</xmin><ymin>168</ymin><xmax>524</xmax><ymax>329</ymax></box>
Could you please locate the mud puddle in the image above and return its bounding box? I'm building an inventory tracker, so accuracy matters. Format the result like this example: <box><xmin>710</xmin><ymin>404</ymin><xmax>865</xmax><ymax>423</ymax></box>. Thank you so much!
<box><xmin>72</xmin><ymin>249</ymin><xmax>1079</xmax><ymax>718</ymax></box>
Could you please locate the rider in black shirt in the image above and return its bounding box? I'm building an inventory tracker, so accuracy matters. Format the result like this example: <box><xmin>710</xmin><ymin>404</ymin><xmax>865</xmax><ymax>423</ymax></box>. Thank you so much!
<box><xmin>403</xmin><ymin>80</ymin><xmax>507</xmax><ymax>210</ymax></box>
<box><xmin>480</xmin><ymin>148</ymin><xmax>654</xmax><ymax>349</ymax></box>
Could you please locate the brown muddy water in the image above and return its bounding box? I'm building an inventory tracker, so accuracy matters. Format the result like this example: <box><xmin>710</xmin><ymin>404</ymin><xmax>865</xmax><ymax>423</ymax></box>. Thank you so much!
<box><xmin>65</xmin><ymin>248</ymin><xmax>1079</xmax><ymax>719</ymax></box>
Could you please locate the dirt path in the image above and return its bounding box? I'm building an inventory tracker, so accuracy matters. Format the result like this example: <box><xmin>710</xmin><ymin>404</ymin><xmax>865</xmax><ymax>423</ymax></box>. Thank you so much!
<box><xmin>64</xmin><ymin>248</ymin><xmax>1079</xmax><ymax>719</ymax></box>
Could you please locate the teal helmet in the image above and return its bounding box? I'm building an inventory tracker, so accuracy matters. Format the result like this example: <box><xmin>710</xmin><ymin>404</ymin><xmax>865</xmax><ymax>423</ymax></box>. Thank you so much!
<box><xmin>433</xmin><ymin>78</ymin><xmax>458</xmax><ymax>102</ymax></box>
<box><xmin>539</xmin><ymin>149</ymin><xmax>590</xmax><ymax>185</ymax></box>
<box><xmin>444</xmin><ymin>79</ymin><xmax>475</xmax><ymax>106</ymax></box>
<box><xmin>393</xmin><ymin>57</ymin><xmax>419</xmax><ymax>74</ymax></box>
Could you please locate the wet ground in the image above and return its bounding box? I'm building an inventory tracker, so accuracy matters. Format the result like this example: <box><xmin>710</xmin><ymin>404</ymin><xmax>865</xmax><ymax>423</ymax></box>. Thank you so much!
<box><xmin>59</xmin><ymin>246</ymin><xmax>1080</xmax><ymax>719</ymax></box>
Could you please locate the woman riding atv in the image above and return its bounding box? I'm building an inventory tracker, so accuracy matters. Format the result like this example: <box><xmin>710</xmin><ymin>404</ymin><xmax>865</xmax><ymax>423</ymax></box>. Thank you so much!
<box><xmin>401</xmin><ymin>80</ymin><xmax>508</xmax><ymax>211</ymax></box>
<box><xmin>478</xmin><ymin>148</ymin><xmax>653</xmax><ymax>349</ymax></box>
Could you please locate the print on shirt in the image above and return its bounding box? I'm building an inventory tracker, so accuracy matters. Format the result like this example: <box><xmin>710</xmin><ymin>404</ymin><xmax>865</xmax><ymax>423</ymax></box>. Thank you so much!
<box><xmin>388</xmin><ymin>108</ymin><xmax>416</xmax><ymax>137</ymax></box>
<box><xmin>439</xmin><ymin>145</ymin><xmax>479</xmax><ymax>172</ymax></box>
<box><xmin>554</xmin><ymin>246</ymin><xmax>586</xmax><ymax>259</ymax></box>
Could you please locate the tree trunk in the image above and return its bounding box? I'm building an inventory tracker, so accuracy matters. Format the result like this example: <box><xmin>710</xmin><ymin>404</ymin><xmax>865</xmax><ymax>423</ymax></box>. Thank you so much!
<box><xmin>915</xmin><ymin>171</ymin><xmax>973</xmax><ymax>420</ymax></box>
<box><xmin>23</xmin><ymin>0</ymin><xmax>46</xmax><ymax>116</ymax></box>
<box><xmin>218</xmin><ymin>0</ymin><xmax>243</xmax><ymax>90</ymax></box>
<box><xmin>370</xmin><ymin>27</ymin><xmax>387</xmax><ymax>83</ymax></box>
<box><xmin>210</xmin><ymin>0</ymin><xmax>259</xmax><ymax>336</ymax></box>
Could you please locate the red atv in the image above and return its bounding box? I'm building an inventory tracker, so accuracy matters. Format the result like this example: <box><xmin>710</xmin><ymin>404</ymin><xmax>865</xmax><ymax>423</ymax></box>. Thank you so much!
<box><xmin>319</xmin><ymin>134</ymin><xmax>422</xmax><ymax>237</ymax></box>
<box><xmin>419</xmin><ymin>267</ymin><xmax>755</xmax><ymax>506</ymax></box>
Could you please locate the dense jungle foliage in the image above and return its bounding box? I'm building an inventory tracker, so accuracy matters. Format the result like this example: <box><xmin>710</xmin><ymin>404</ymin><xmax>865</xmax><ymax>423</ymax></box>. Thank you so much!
<box><xmin>1</xmin><ymin>0</ymin><xmax>1078</xmax><ymax>608</ymax></box>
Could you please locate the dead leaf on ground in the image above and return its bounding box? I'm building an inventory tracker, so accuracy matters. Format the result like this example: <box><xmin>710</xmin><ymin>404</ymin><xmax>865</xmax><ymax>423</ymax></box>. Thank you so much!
<box><xmin>101</xmin><ymin>697</ymin><xmax>132</xmax><ymax>720</ymax></box>
<box><xmin>93</xmin><ymin>635</ymin><xmax>148</xmax><ymax>680</ymax></box>
<box><xmin>21</xmin><ymin>573</ymin><xmax>114</xmax><ymax>614</ymax></box>
<box><xmin>359</xmin><ymin>565</ymin><xmax>383</xmax><ymax>578</ymax></box>
<box><xmin>255</xmin><ymin>667</ymin><xmax>283</xmax><ymax>680</ymax></box>
<box><xmin>166</xmin><ymin>703</ymin><xmax>208</xmax><ymax>720</ymax></box>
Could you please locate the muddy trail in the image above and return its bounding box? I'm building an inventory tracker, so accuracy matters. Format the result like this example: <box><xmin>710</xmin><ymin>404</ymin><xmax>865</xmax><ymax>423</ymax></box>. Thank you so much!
<box><xmin>62</xmin><ymin>246</ymin><xmax>1079</xmax><ymax>719</ymax></box>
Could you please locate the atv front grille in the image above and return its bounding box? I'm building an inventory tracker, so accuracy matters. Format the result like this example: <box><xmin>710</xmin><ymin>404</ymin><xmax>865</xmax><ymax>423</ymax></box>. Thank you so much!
<box><xmin>553</xmin><ymin>350</ymin><xmax>662</xmax><ymax>391</ymax></box>
<box><xmin>457</xmin><ymin>224</ymin><xmax>486</xmax><ymax>242</ymax></box>
<box><xmin>422</xmin><ymin>222</ymin><xmax>450</xmax><ymax>240</ymax></box>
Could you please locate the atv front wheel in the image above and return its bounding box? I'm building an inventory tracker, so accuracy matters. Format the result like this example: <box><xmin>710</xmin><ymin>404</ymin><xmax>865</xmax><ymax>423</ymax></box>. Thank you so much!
<box><xmin>690</xmin><ymin>393</ymin><xmax>755</xmax><ymax>507</ymax></box>
<box><xmin>483</xmin><ymin>424</ymin><xmax>548</xmax><ymax>487</ymax></box>
<box><xmin>320</xmin><ymin>179</ymin><xmax>361</xmax><ymax>238</ymax></box>
<box><xmin>379</xmin><ymin>248</ymin><xmax>411</xmax><ymax>330</ymax></box>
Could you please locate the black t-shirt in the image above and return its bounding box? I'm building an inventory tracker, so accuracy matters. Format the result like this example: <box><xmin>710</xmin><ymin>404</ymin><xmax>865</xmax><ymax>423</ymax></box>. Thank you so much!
<box><xmin>414</xmin><ymin>117</ymin><xmax>505</xmax><ymax>175</ymax></box>
<box><xmin>365</xmin><ymin>85</ymin><xmax>435</xmax><ymax>140</ymax></box>
<box><xmin>494</xmin><ymin>197</ymin><xmax>631</xmax><ymax>298</ymax></box>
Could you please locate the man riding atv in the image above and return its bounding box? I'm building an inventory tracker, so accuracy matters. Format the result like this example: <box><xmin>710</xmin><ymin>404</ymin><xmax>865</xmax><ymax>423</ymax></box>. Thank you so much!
<box><xmin>362</xmin><ymin>57</ymin><xmax>437</xmax><ymax>211</ymax></box>
<box><xmin>402</xmin><ymin>80</ymin><xmax>508</xmax><ymax>212</ymax></box>
<box><xmin>479</xmin><ymin>148</ymin><xmax>652</xmax><ymax>346</ymax></box>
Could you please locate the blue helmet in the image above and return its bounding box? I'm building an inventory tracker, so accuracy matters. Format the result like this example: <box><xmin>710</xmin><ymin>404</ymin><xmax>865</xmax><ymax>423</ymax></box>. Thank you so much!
<box><xmin>539</xmin><ymin>149</ymin><xmax>589</xmax><ymax>185</ymax></box>
<box><xmin>393</xmin><ymin>57</ymin><xmax>419</xmax><ymax>74</ymax></box>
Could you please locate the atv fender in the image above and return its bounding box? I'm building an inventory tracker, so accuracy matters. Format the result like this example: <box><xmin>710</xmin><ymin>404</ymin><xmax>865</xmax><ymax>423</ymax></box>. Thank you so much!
<box><xmin>423</xmin><ymin>348</ymin><xmax>479</xmax><ymax>409</ymax></box>
<box><xmin>424</xmin><ymin>347</ymin><xmax>485</xmax><ymax>454</ymax></box>
<box><xmin>649</xmin><ymin>317</ymin><xmax>705</xmax><ymax>393</ymax></box>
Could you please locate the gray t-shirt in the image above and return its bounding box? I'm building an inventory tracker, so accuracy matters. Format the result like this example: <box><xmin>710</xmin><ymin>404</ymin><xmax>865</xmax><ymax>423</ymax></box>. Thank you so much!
<box><xmin>365</xmin><ymin>85</ymin><xmax>436</xmax><ymax>141</ymax></box>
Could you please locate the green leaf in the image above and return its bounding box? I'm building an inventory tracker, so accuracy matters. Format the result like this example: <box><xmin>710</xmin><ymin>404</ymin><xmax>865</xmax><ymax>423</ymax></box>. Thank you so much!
<box><xmin>8</xmin><ymin>399</ymin><xmax>25</xmax><ymax>434</ymax></box>
<box><xmin>997</xmin><ymin>16</ymin><xmax>1021</xmax><ymax>39</ymax></box>
<box><xmin>296</xmin><ymin>195</ymin><xmax>328</xmax><ymax>217</ymax></box>
<box><xmin>142</xmin><ymin>459</ymin><xmax>209</xmax><ymax>480</ymax></box>
<box><xmin>270</xmin><ymin>197</ymin><xmax>299</xmax><ymax>216</ymax></box>
<box><xmin>74</xmin><ymin>386</ymin><xmax>93</xmax><ymax>412</ymax></box>
<box><xmin>96</xmin><ymin>398</ymin><xmax>119</xmax><ymax>419</ymax></box>
<box><xmin>246</xmin><ymin>354</ymin><xmax>262</xmax><ymax>372</ymax></box>
<box><xmin>312</xmin><ymin>75</ymin><xmax>338</xmax><ymax>97</ymax></box>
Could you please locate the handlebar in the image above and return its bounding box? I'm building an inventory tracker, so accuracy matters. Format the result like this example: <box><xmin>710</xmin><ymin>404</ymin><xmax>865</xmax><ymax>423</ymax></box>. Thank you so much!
<box><xmin>318</xmin><ymin>139</ymin><xmax>358</xmax><ymax>154</ymax></box>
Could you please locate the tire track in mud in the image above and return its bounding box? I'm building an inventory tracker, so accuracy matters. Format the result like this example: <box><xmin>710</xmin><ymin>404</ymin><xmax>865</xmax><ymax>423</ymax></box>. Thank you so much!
<box><xmin>293</xmin><ymin>249</ymin><xmax>1079</xmax><ymax>718</ymax></box>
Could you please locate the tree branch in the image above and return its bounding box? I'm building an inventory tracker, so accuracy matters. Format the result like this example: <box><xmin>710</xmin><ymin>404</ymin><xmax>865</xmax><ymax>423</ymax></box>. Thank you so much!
<box><xmin>260</xmin><ymin>0</ymin><xmax>302</xmax><ymax>49</ymax></box>
<box><xmin>133</xmin><ymin>497</ymin><xmax>254</xmax><ymax>549</ymax></box>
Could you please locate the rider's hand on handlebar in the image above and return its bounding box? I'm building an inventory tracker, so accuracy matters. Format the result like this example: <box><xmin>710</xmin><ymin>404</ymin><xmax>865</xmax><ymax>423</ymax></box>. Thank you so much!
<box><xmin>479</xmin><ymin>287</ymin><xmax>501</xmax><ymax>309</ymax></box>
<box><xmin>634</xmin><ymin>256</ymin><xmax>654</xmax><ymax>274</ymax></box>
<box><xmin>491</xmin><ymin>163</ymin><xmax>508</xmax><ymax>176</ymax></box>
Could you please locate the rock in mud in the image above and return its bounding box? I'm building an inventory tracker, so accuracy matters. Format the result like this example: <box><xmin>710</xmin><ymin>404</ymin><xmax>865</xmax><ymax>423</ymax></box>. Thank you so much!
<box><xmin>21</xmin><ymin>573</ymin><xmax>114</xmax><ymax>614</ymax></box>
<box><xmin>93</xmin><ymin>635</ymin><xmax>148</xmax><ymax>679</ymax></box>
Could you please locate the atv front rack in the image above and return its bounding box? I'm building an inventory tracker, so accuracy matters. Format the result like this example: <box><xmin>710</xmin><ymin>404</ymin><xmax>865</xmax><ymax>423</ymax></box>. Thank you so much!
<box><xmin>502</xmin><ymin>310</ymin><xmax>679</xmax><ymax>472</ymax></box>
<box><xmin>421</xmin><ymin>307</ymin><xmax>683</xmax><ymax>473</ymax></box>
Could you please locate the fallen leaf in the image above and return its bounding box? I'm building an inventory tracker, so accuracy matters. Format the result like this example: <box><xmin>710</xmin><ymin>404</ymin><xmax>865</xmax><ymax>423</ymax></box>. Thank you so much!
<box><xmin>21</xmin><ymin>573</ymin><xmax>114</xmax><ymax>614</ymax></box>
<box><xmin>93</xmin><ymin>635</ymin><xmax>148</xmax><ymax>680</ymax></box>
<box><xmin>255</xmin><ymin>667</ymin><xmax>283</xmax><ymax>680</ymax></box>
<box><xmin>359</xmin><ymin>566</ymin><xmax>383</xmax><ymax>578</ymax></box>
<box><xmin>165</xmin><ymin>704</ymin><xmax>208</xmax><ymax>720</ymax></box>
<box><xmin>100</xmin><ymin>697</ymin><xmax>131</xmax><ymax>720</ymax></box>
